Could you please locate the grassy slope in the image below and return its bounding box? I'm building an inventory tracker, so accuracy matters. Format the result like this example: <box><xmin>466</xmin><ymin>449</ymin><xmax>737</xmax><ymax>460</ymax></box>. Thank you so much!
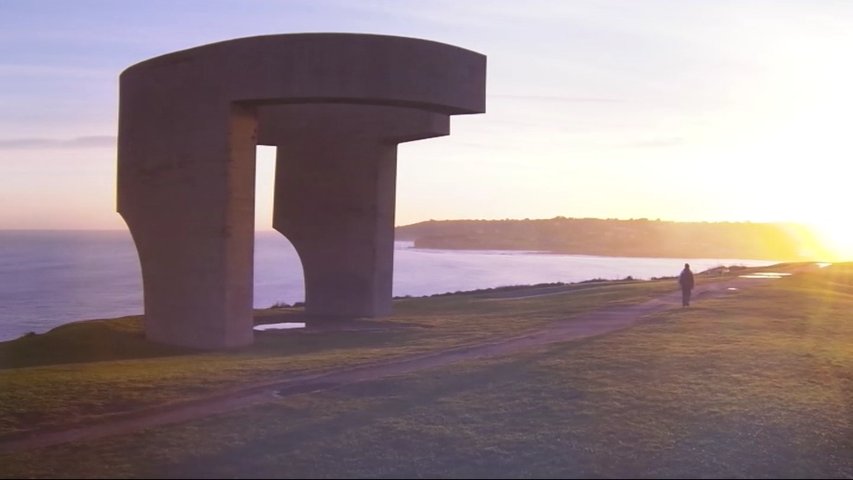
<box><xmin>0</xmin><ymin>279</ymin><xmax>674</xmax><ymax>436</ymax></box>
<box><xmin>1</xmin><ymin>264</ymin><xmax>851</xmax><ymax>478</ymax></box>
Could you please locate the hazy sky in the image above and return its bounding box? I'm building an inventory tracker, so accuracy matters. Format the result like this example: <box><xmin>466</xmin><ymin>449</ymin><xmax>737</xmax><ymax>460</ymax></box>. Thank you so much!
<box><xmin>1</xmin><ymin>0</ymin><xmax>851</xmax><ymax>254</ymax></box>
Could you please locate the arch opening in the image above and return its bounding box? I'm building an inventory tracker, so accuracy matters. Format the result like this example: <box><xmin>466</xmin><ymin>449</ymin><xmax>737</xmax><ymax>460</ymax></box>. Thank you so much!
<box><xmin>254</xmin><ymin>145</ymin><xmax>305</xmax><ymax>310</ymax></box>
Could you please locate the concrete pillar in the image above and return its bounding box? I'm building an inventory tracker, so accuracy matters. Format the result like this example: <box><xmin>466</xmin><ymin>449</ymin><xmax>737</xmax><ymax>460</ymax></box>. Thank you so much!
<box><xmin>118</xmin><ymin>34</ymin><xmax>485</xmax><ymax>349</ymax></box>
<box><xmin>258</xmin><ymin>104</ymin><xmax>449</xmax><ymax>317</ymax></box>
<box><xmin>118</xmin><ymin>102</ymin><xmax>258</xmax><ymax>349</ymax></box>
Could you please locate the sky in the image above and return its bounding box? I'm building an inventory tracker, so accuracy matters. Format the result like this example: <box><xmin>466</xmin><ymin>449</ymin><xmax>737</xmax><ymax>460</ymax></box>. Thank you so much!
<box><xmin>1</xmin><ymin>0</ymin><xmax>851</xmax><ymax>257</ymax></box>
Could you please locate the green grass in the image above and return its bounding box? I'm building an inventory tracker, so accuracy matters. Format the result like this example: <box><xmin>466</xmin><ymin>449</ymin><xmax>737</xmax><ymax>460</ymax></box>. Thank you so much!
<box><xmin>1</xmin><ymin>264</ymin><xmax>850</xmax><ymax>478</ymax></box>
<box><xmin>0</xmin><ymin>278</ymin><xmax>675</xmax><ymax>437</ymax></box>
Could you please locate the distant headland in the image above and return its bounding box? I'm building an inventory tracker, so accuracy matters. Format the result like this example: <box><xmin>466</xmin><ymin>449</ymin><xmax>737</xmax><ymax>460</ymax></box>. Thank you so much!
<box><xmin>395</xmin><ymin>217</ymin><xmax>828</xmax><ymax>261</ymax></box>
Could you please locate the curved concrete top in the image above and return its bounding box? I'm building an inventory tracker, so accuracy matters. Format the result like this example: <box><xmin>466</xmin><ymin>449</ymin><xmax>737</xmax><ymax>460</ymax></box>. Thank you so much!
<box><xmin>120</xmin><ymin>33</ymin><xmax>486</xmax><ymax>114</ymax></box>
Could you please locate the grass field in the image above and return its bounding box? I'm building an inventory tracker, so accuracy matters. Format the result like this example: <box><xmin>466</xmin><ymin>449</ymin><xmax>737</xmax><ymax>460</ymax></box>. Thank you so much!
<box><xmin>0</xmin><ymin>279</ymin><xmax>673</xmax><ymax>437</ymax></box>
<box><xmin>1</xmin><ymin>264</ymin><xmax>851</xmax><ymax>478</ymax></box>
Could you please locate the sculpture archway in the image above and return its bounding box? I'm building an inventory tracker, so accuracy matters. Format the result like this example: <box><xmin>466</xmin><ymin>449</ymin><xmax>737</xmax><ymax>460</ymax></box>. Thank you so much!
<box><xmin>117</xmin><ymin>34</ymin><xmax>486</xmax><ymax>349</ymax></box>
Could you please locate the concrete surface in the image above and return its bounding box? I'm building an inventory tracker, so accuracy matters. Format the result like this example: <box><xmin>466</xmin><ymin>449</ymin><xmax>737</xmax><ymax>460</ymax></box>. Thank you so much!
<box><xmin>117</xmin><ymin>33</ymin><xmax>486</xmax><ymax>348</ymax></box>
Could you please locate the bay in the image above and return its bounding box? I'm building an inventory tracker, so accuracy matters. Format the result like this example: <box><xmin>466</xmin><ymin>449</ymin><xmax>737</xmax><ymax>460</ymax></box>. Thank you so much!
<box><xmin>0</xmin><ymin>230</ymin><xmax>778</xmax><ymax>341</ymax></box>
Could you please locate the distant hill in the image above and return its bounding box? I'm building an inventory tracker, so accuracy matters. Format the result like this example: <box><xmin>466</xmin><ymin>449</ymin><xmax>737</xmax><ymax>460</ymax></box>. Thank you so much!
<box><xmin>395</xmin><ymin>217</ymin><xmax>829</xmax><ymax>261</ymax></box>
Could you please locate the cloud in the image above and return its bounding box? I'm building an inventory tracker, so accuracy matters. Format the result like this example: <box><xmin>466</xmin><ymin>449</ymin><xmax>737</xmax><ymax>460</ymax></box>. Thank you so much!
<box><xmin>0</xmin><ymin>135</ymin><xmax>116</xmax><ymax>150</ymax></box>
<box><xmin>491</xmin><ymin>94</ymin><xmax>623</xmax><ymax>104</ymax></box>
<box><xmin>0</xmin><ymin>64</ymin><xmax>113</xmax><ymax>79</ymax></box>
<box><xmin>620</xmin><ymin>137</ymin><xmax>684</xmax><ymax>149</ymax></box>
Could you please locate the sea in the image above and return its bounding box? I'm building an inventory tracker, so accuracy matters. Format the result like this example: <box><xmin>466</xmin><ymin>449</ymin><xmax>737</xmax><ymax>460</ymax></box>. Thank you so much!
<box><xmin>0</xmin><ymin>230</ymin><xmax>780</xmax><ymax>341</ymax></box>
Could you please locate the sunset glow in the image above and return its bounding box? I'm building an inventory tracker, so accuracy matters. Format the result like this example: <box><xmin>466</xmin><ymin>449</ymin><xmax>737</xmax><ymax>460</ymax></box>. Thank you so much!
<box><xmin>808</xmin><ymin>220</ymin><xmax>853</xmax><ymax>262</ymax></box>
<box><xmin>0</xmin><ymin>1</ymin><xmax>851</xmax><ymax>261</ymax></box>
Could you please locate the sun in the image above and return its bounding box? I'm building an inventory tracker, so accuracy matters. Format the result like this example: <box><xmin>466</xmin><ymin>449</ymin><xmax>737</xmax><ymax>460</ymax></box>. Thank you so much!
<box><xmin>808</xmin><ymin>220</ymin><xmax>853</xmax><ymax>262</ymax></box>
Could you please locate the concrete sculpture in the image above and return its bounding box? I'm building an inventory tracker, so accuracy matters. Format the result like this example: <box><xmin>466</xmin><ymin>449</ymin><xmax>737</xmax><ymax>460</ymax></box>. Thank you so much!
<box><xmin>117</xmin><ymin>34</ymin><xmax>486</xmax><ymax>349</ymax></box>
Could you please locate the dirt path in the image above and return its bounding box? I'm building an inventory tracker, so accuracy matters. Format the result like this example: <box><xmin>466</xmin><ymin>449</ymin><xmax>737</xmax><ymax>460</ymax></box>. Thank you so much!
<box><xmin>0</xmin><ymin>272</ymin><xmax>799</xmax><ymax>454</ymax></box>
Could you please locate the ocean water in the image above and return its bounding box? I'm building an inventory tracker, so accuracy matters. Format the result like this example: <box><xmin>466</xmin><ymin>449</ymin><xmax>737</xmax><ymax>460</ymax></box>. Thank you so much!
<box><xmin>0</xmin><ymin>230</ymin><xmax>778</xmax><ymax>341</ymax></box>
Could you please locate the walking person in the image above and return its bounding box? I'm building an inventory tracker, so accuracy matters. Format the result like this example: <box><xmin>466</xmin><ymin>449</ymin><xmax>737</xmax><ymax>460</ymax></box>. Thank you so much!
<box><xmin>679</xmin><ymin>263</ymin><xmax>694</xmax><ymax>307</ymax></box>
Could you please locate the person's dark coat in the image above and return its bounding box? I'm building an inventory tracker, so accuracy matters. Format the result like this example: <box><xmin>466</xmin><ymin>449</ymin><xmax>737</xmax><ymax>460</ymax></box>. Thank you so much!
<box><xmin>679</xmin><ymin>266</ymin><xmax>694</xmax><ymax>291</ymax></box>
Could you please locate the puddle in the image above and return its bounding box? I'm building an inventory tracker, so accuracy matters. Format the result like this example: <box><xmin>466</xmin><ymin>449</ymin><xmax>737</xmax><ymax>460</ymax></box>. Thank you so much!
<box><xmin>817</xmin><ymin>262</ymin><xmax>832</xmax><ymax>268</ymax></box>
<box><xmin>738</xmin><ymin>272</ymin><xmax>793</xmax><ymax>279</ymax></box>
<box><xmin>727</xmin><ymin>287</ymin><xmax>738</xmax><ymax>291</ymax></box>
<box><xmin>254</xmin><ymin>322</ymin><xmax>306</xmax><ymax>331</ymax></box>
